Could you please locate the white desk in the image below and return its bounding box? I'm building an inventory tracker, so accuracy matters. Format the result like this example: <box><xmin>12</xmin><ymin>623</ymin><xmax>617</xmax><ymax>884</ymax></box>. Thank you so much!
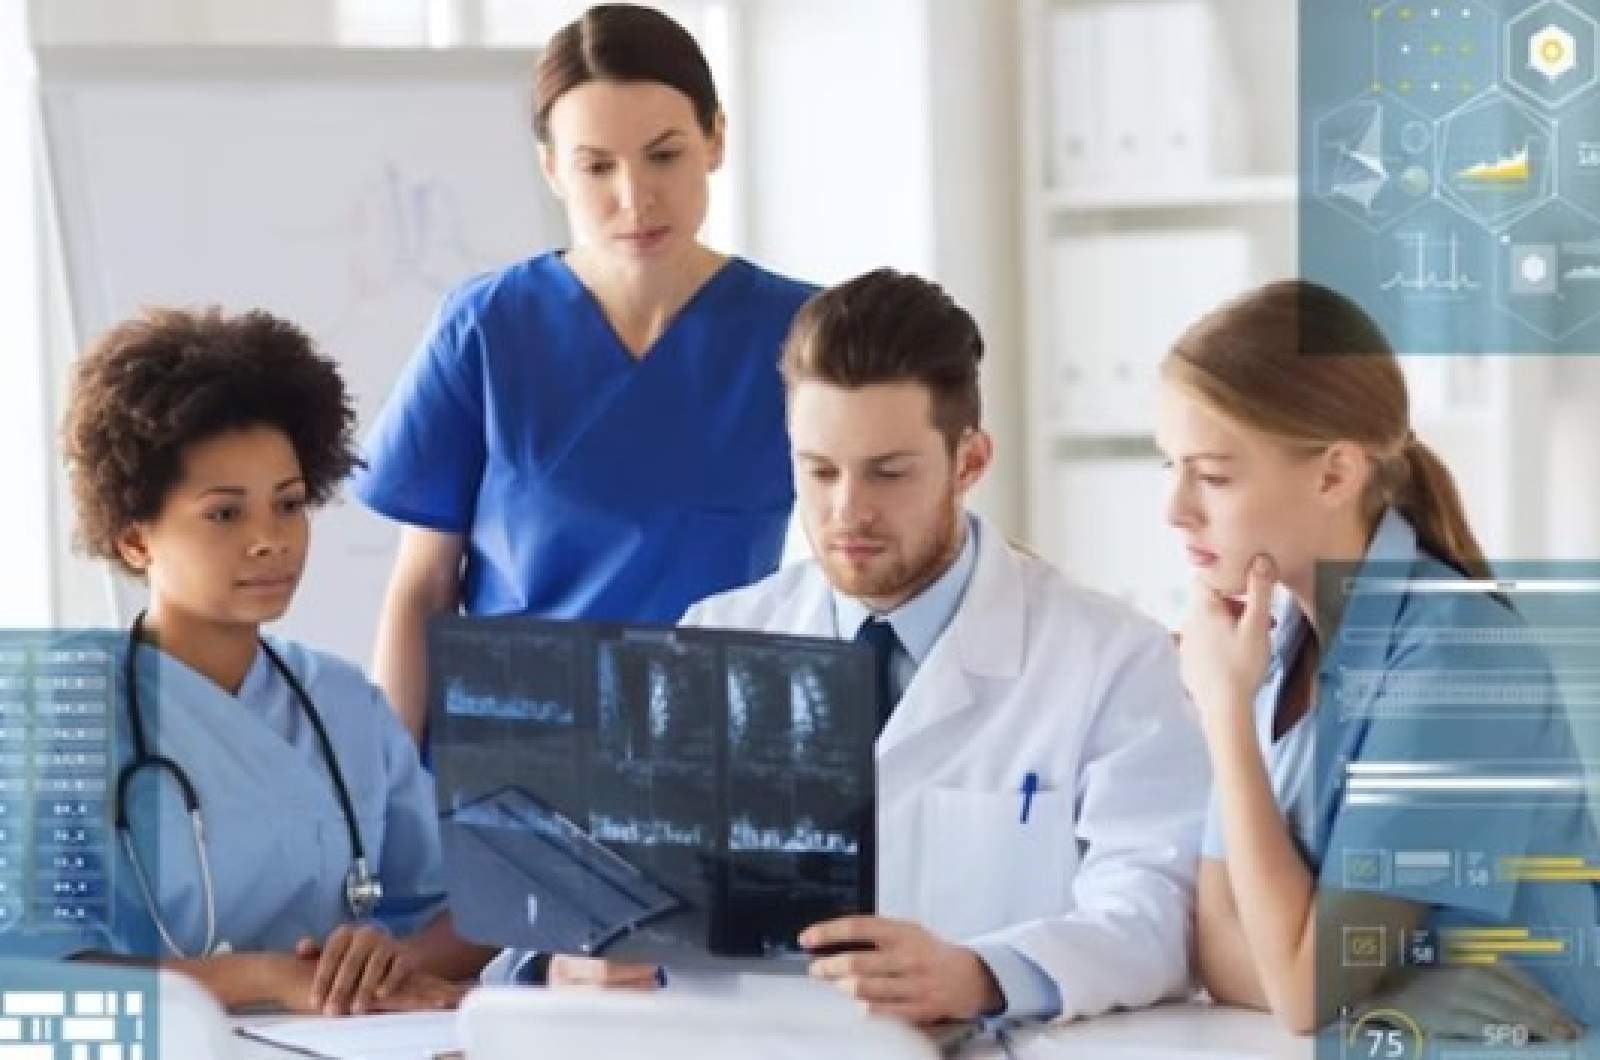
<box><xmin>981</xmin><ymin>1002</ymin><xmax>1309</xmax><ymax>1059</ymax></box>
<box><xmin>230</xmin><ymin>1001</ymin><xmax>1308</xmax><ymax>1059</ymax></box>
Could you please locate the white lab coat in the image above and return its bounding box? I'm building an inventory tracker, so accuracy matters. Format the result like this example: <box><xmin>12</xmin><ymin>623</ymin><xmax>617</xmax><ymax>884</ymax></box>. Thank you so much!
<box><xmin>682</xmin><ymin>515</ymin><xmax>1210</xmax><ymax>1021</ymax></box>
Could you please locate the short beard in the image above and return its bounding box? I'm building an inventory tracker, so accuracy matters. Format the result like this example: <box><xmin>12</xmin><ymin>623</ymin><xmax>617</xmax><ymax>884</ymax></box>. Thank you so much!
<box><xmin>823</xmin><ymin>484</ymin><xmax>963</xmax><ymax>606</ymax></box>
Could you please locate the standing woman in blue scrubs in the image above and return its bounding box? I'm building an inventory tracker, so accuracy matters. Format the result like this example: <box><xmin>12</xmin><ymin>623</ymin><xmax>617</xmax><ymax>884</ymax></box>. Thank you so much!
<box><xmin>355</xmin><ymin>3</ymin><xmax>816</xmax><ymax>744</ymax></box>
<box><xmin>1155</xmin><ymin>281</ymin><xmax>1596</xmax><ymax>1038</ymax></box>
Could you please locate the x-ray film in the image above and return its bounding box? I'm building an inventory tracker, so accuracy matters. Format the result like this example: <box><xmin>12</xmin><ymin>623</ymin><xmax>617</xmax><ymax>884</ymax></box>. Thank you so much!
<box><xmin>427</xmin><ymin>618</ymin><xmax>877</xmax><ymax>970</ymax></box>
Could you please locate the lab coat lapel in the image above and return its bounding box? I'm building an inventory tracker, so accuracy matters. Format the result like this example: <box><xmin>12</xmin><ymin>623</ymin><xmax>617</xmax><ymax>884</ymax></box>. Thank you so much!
<box><xmin>876</xmin><ymin>520</ymin><xmax>1025</xmax><ymax>763</ymax></box>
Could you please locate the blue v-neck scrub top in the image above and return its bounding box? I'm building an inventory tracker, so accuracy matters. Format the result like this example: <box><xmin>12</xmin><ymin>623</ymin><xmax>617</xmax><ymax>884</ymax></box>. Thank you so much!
<box><xmin>354</xmin><ymin>253</ymin><xmax>816</xmax><ymax>623</ymax></box>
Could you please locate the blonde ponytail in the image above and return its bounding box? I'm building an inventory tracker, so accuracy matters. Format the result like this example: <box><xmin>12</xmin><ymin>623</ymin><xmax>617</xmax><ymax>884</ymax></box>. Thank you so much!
<box><xmin>1396</xmin><ymin>438</ymin><xmax>1489</xmax><ymax>580</ymax></box>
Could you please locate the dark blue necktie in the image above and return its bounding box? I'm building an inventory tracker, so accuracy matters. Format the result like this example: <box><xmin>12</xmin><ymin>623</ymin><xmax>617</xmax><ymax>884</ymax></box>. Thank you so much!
<box><xmin>854</xmin><ymin>617</ymin><xmax>901</xmax><ymax>735</ymax></box>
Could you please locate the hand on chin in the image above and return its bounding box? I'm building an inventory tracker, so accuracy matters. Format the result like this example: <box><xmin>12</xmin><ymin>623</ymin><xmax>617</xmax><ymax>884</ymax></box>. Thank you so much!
<box><xmin>1200</xmin><ymin>565</ymin><xmax>1248</xmax><ymax>603</ymax></box>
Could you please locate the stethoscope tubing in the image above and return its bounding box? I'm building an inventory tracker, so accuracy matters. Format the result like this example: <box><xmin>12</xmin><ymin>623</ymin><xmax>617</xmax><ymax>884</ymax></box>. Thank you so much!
<box><xmin>113</xmin><ymin>613</ymin><xmax>380</xmax><ymax>957</ymax></box>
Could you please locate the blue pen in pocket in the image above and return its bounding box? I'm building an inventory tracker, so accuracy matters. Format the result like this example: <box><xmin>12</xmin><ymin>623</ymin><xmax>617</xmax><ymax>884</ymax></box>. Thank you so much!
<box><xmin>1019</xmin><ymin>771</ymin><xmax>1039</xmax><ymax>824</ymax></box>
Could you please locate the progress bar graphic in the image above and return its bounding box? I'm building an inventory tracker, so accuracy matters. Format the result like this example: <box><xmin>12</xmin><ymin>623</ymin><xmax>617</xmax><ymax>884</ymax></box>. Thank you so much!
<box><xmin>1501</xmin><ymin>856</ymin><xmax>1600</xmax><ymax>883</ymax></box>
<box><xmin>1440</xmin><ymin>927</ymin><xmax>1577</xmax><ymax>967</ymax></box>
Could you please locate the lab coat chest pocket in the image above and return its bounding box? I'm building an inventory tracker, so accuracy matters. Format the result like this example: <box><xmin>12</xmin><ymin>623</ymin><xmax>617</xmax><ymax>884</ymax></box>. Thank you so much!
<box><xmin>917</xmin><ymin>787</ymin><xmax>1078</xmax><ymax>942</ymax></box>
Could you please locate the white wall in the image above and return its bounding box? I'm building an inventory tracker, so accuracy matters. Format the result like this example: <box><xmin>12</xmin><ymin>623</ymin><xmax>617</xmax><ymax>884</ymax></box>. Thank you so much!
<box><xmin>1</xmin><ymin>0</ymin><xmax>51</xmax><ymax>626</ymax></box>
<box><xmin>923</xmin><ymin>0</ymin><xmax>1023</xmax><ymax>535</ymax></box>
<box><xmin>738</xmin><ymin>0</ymin><xmax>933</xmax><ymax>280</ymax></box>
<box><xmin>738</xmin><ymin>0</ymin><xmax>1024</xmax><ymax>536</ymax></box>
<box><xmin>1547</xmin><ymin>358</ymin><xmax>1600</xmax><ymax>559</ymax></box>
<box><xmin>29</xmin><ymin>0</ymin><xmax>334</xmax><ymax>43</ymax></box>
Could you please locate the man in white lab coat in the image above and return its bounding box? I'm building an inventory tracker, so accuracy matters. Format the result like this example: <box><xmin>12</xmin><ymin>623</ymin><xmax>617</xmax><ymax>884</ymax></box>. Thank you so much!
<box><xmin>675</xmin><ymin>268</ymin><xmax>1210</xmax><ymax>1024</ymax></box>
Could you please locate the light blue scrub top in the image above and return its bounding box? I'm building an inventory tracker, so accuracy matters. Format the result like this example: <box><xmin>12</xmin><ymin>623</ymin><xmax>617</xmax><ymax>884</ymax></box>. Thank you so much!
<box><xmin>1198</xmin><ymin>596</ymin><xmax>1317</xmax><ymax>863</ymax></box>
<box><xmin>12</xmin><ymin>637</ymin><xmax>443</xmax><ymax>959</ymax></box>
<box><xmin>353</xmin><ymin>252</ymin><xmax>817</xmax><ymax>625</ymax></box>
<box><xmin>1203</xmin><ymin>508</ymin><xmax>1600</xmax><ymax>1024</ymax></box>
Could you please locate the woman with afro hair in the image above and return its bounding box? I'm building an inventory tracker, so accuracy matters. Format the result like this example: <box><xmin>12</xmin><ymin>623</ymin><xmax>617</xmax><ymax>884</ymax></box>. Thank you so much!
<box><xmin>48</xmin><ymin>306</ymin><xmax>489</xmax><ymax>1012</ymax></box>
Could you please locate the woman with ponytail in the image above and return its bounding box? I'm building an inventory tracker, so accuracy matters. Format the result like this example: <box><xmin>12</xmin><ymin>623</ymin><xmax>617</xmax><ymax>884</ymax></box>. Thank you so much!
<box><xmin>1155</xmin><ymin>281</ymin><xmax>1597</xmax><ymax>1038</ymax></box>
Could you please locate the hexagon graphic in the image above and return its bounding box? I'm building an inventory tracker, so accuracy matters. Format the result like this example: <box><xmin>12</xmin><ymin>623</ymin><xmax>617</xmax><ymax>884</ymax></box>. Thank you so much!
<box><xmin>1314</xmin><ymin>93</ymin><xmax>1438</xmax><ymax>233</ymax></box>
<box><xmin>1495</xmin><ymin>200</ymin><xmax>1600</xmax><ymax>347</ymax></box>
<box><xmin>1381</xmin><ymin>200</ymin><xmax>1493</xmax><ymax>301</ymax></box>
<box><xmin>1374</xmin><ymin>2</ymin><xmax>1499</xmax><ymax>118</ymax></box>
<box><xmin>1531</xmin><ymin>25</ymin><xmax>1578</xmax><ymax>80</ymax></box>
<box><xmin>1365</xmin><ymin>200</ymin><xmax>1500</xmax><ymax>353</ymax></box>
<box><xmin>1437</xmin><ymin>88</ymin><xmax>1554</xmax><ymax>231</ymax></box>
<box><xmin>1506</xmin><ymin>0</ymin><xmax>1598</xmax><ymax>109</ymax></box>
<box><xmin>1557</xmin><ymin>91</ymin><xmax>1600</xmax><ymax>226</ymax></box>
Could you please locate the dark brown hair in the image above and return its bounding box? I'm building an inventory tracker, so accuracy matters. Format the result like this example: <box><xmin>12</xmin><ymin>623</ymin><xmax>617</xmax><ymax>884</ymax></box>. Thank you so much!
<box><xmin>780</xmin><ymin>268</ymin><xmax>984</xmax><ymax>448</ymax></box>
<box><xmin>534</xmin><ymin>4</ymin><xmax>719</xmax><ymax>142</ymax></box>
<box><xmin>1162</xmin><ymin>279</ymin><xmax>1489</xmax><ymax>579</ymax></box>
<box><xmin>62</xmin><ymin>307</ymin><xmax>359</xmax><ymax>576</ymax></box>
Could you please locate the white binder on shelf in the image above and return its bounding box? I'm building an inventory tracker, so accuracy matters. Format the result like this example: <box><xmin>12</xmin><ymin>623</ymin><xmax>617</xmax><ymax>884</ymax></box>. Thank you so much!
<box><xmin>1050</xmin><ymin>227</ymin><xmax>1252</xmax><ymax>435</ymax></box>
<box><xmin>1046</xmin><ymin>454</ymin><xmax>1189</xmax><ymax>628</ymax></box>
<box><xmin>1049</xmin><ymin>234</ymin><xmax>1110</xmax><ymax>429</ymax></box>
<box><xmin>1049</xmin><ymin>3</ymin><xmax>1103</xmax><ymax>186</ymax></box>
<box><xmin>1048</xmin><ymin>0</ymin><xmax>1245</xmax><ymax>190</ymax></box>
<box><xmin>1147</xmin><ymin>0</ymin><xmax>1243</xmax><ymax>179</ymax></box>
<box><xmin>1098</xmin><ymin>1</ymin><xmax>1157</xmax><ymax>183</ymax></box>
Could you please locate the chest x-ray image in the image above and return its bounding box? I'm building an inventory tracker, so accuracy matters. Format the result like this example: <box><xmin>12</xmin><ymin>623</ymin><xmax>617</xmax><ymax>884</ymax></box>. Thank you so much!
<box><xmin>427</xmin><ymin>617</ymin><xmax>877</xmax><ymax>970</ymax></box>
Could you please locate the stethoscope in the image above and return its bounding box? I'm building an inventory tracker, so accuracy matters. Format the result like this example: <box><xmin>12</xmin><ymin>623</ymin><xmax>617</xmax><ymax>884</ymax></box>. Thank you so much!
<box><xmin>114</xmin><ymin>612</ymin><xmax>384</xmax><ymax>958</ymax></box>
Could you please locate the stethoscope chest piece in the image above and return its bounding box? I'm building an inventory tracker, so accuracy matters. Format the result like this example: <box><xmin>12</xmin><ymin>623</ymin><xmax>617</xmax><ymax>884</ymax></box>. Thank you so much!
<box><xmin>345</xmin><ymin>858</ymin><xmax>384</xmax><ymax>920</ymax></box>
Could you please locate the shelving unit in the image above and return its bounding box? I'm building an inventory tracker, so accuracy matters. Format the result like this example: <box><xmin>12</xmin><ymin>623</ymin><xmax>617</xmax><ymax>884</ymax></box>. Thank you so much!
<box><xmin>1047</xmin><ymin>174</ymin><xmax>1297</xmax><ymax>214</ymax></box>
<box><xmin>1018</xmin><ymin>0</ymin><xmax>1299</xmax><ymax>625</ymax></box>
<box><xmin>1018</xmin><ymin>0</ymin><xmax>1551</xmax><ymax>626</ymax></box>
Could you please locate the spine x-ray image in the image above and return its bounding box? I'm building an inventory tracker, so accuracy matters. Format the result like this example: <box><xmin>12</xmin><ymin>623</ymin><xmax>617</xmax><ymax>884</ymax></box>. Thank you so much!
<box><xmin>427</xmin><ymin>618</ymin><xmax>877</xmax><ymax>969</ymax></box>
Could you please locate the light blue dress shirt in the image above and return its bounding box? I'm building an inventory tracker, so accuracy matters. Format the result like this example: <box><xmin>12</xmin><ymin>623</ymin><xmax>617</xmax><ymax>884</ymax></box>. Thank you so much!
<box><xmin>830</xmin><ymin>517</ymin><xmax>1063</xmax><ymax>1021</ymax></box>
<box><xmin>830</xmin><ymin>517</ymin><xmax>979</xmax><ymax>705</ymax></box>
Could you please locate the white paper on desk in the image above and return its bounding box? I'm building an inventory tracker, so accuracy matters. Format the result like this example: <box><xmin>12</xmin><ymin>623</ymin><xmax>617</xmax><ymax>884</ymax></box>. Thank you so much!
<box><xmin>1017</xmin><ymin>1045</ymin><xmax>1260</xmax><ymax>1060</ymax></box>
<box><xmin>235</xmin><ymin>1011</ymin><xmax>458</xmax><ymax>1059</ymax></box>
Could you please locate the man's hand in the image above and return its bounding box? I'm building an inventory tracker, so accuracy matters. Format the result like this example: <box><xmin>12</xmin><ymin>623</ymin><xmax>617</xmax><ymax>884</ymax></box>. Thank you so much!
<box><xmin>547</xmin><ymin>955</ymin><xmax>662</xmax><ymax>989</ymax></box>
<box><xmin>800</xmin><ymin>916</ymin><xmax>1003</xmax><ymax>1024</ymax></box>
